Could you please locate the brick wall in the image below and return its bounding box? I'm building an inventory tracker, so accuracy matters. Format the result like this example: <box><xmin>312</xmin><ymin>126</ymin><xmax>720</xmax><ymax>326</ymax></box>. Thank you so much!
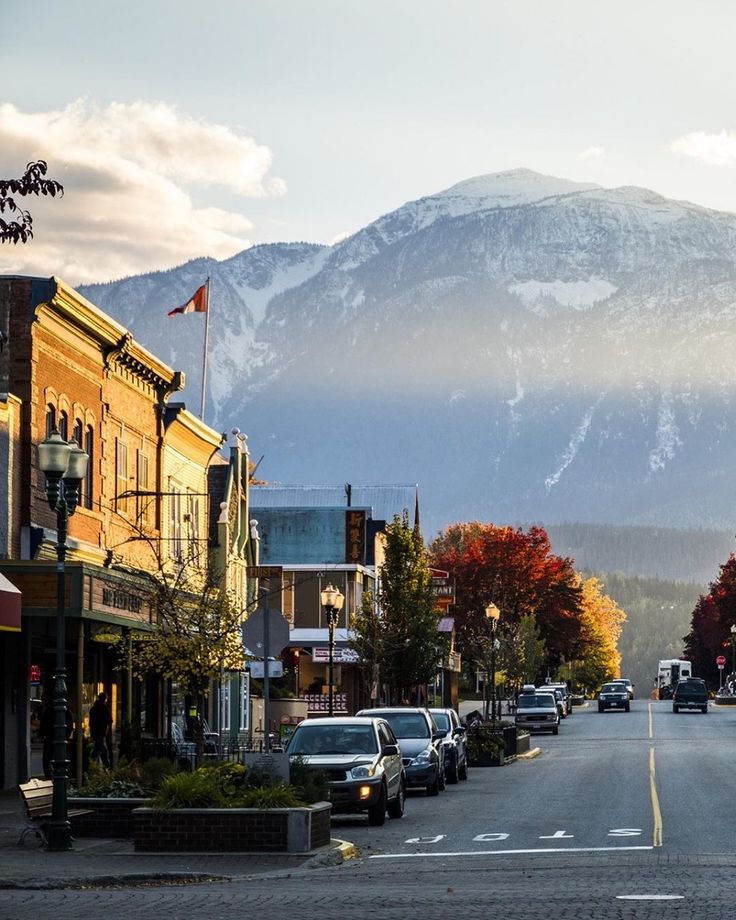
<box><xmin>309</xmin><ymin>802</ymin><xmax>332</xmax><ymax>849</ymax></box>
<box><xmin>69</xmin><ymin>798</ymin><xmax>146</xmax><ymax>837</ymax></box>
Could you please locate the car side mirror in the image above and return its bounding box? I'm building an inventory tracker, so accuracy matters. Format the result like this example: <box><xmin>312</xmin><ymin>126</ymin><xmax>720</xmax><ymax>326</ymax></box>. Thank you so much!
<box><xmin>432</xmin><ymin>731</ymin><xmax>445</xmax><ymax>742</ymax></box>
<box><xmin>381</xmin><ymin>744</ymin><xmax>399</xmax><ymax>756</ymax></box>
<box><xmin>453</xmin><ymin>726</ymin><xmax>465</xmax><ymax>735</ymax></box>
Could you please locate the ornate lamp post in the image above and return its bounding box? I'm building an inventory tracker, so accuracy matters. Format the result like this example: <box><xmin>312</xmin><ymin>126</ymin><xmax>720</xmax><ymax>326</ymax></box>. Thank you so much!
<box><xmin>485</xmin><ymin>604</ymin><xmax>501</xmax><ymax>721</ymax></box>
<box><xmin>37</xmin><ymin>430</ymin><xmax>89</xmax><ymax>851</ymax></box>
<box><xmin>321</xmin><ymin>584</ymin><xmax>345</xmax><ymax>717</ymax></box>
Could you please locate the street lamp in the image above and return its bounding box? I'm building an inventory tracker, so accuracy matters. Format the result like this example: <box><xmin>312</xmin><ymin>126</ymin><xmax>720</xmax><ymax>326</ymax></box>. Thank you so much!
<box><xmin>485</xmin><ymin>604</ymin><xmax>501</xmax><ymax>721</ymax></box>
<box><xmin>321</xmin><ymin>584</ymin><xmax>345</xmax><ymax>717</ymax></box>
<box><xmin>37</xmin><ymin>429</ymin><xmax>89</xmax><ymax>851</ymax></box>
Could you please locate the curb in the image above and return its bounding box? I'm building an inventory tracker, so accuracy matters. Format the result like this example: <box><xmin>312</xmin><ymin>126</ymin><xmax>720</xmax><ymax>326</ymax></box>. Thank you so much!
<box><xmin>517</xmin><ymin>747</ymin><xmax>542</xmax><ymax>760</ymax></box>
<box><xmin>0</xmin><ymin>872</ymin><xmax>226</xmax><ymax>891</ymax></box>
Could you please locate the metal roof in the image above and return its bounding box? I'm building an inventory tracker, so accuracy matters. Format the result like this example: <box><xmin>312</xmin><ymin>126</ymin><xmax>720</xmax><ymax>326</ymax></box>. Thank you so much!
<box><xmin>249</xmin><ymin>484</ymin><xmax>418</xmax><ymax>522</ymax></box>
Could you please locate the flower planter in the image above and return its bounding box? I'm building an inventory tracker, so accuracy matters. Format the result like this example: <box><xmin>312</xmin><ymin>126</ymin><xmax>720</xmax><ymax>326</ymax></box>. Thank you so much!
<box><xmin>133</xmin><ymin>801</ymin><xmax>331</xmax><ymax>853</ymax></box>
<box><xmin>69</xmin><ymin>797</ymin><xmax>148</xmax><ymax>837</ymax></box>
<box><xmin>468</xmin><ymin>752</ymin><xmax>502</xmax><ymax>767</ymax></box>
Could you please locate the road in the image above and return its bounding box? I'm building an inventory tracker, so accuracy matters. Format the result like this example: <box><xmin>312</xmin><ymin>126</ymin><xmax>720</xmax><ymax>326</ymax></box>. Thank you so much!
<box><xmin>5</xmin><ymin>699</ymin><xmax>736</xmax><ymax>919</ymax></box>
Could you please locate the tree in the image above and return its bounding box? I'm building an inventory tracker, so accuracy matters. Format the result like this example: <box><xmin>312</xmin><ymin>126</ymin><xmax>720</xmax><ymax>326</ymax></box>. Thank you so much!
<box><xmin>502</xmin><ymin>613</ymin><xmax>546</xmax><ymax>688</ymax></box>
<box><xmin>0</xmin><ymin>160</ymin><xmax>63</xmax><ymax>243</ymax></box>
<box><xmin>352</xmin><ymin>512</ymin><xmax>441</xmax><ymax>704</ymax></box>
<box><xmin>685</xmin><ymin>554</ymin><xmax>736</xmax><ymax>686</ymax></box>
<box><xmin>568</xmin><ymin>577</ymin><xmax>627</xmax><ymax>690</ymax></box>
<box><xmin>429</xmin><ymin>522</ymin><xmax>584</xmax><ymax>674</ymax></box>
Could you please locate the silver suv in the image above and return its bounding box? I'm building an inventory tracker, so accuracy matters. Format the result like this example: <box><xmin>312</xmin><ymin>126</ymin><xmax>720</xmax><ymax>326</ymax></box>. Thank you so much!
<box><xmin>515</xmin><ymin>691</ymin><xmax>560</xmax><ymax>734</ymax></box>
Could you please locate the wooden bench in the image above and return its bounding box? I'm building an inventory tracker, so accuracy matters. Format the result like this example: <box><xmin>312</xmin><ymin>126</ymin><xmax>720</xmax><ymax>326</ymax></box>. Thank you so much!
<box><xmin>18</xmin><ymin>778</ymin><xmax>92</xmax><ymax>846</ymax></box>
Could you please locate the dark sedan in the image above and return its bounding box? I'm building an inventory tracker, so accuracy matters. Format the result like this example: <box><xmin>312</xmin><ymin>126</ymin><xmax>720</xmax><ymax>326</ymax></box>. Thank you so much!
<box><xmin>598</xmin><ymin>683</ymin><xmax>630</xmax><ymax>712</ymax></box>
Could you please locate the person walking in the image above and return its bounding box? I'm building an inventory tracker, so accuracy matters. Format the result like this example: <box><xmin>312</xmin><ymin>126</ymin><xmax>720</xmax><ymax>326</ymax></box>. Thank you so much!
<box><xmin>89</xmin><ymin>692</ymin><xmax>113</xmax><ymax>768</ymax></box>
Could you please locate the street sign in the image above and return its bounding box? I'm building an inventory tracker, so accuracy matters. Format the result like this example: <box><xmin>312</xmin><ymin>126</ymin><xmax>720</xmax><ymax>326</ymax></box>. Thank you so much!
<box><xmin>311</xmin><ymin>646</ymin><xmax>360</xmax><ymax>664</ymax></box>
<box><xmin>248</xmin><ymin>660</ymin><xmax>284</xmax><ymax>678</ymax></box>
<box><xmin>245</xmin><ymin>566</ymin><xmax>283</xmax><ymax>579</ymax></box>
<box><xmin>716</xmin><ymin>655</ymin><xmax>727</xmax><ymax>666</ymax></box>
<box><xmin>242</xmin><ymin>608</ymin><xmax>290</xmax><ymax>658</ymax></box>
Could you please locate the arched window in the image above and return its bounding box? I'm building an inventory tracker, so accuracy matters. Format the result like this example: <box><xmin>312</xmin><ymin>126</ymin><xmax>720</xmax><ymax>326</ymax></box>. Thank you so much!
<box><xmin>45</xmin><ymin>405</ymin><xmax>56</xmax><ymax>438</ymax></box>
<box><xmin>58</xmin><ymin>410</ymin><xmax>68</xmax><ymax>441</ymax></box>
<box><xmin>73</xmin><ymin>419</ymin><xmax>83</xmax><ymax>446</ymax></box>
<box><xmin>84</xmin><ymin>425</ymin><xmax>94</xmax><ymax>510</ymax></box>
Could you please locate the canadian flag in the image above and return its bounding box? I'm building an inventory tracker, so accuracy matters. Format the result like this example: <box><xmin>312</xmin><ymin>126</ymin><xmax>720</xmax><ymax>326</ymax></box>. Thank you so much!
<box><xmin>167</xmin><ymin>283</ymin><xmax>207</xmax><ymax>316</ymax></box>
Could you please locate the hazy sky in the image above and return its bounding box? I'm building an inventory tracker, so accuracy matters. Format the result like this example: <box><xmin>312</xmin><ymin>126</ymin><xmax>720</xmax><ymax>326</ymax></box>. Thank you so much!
<box><xmin>3</xmin><ymin>1</ymin><xmax>736</xmax><ymax>283</ymax></box>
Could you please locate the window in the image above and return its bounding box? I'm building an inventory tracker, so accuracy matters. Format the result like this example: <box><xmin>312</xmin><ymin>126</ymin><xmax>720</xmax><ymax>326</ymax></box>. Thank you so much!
<box><xmin>136</xmin><ymin>450</ymin><xmax>150</xmax><ymax>524</ymax></box>
<box><xmin>73</xmin><ymin>419</ymin><xmax>83</xmax><ymax>447</ymax></box>
<box><xmin>220</xmin><ymin>679</ymin><xmax>231</xmax><ymax>732</ymax></box>
<box><xmin>58</xmin><ymin>410</ymin><xmax>68</xmax><ymax>441</ymax></box>
<box><xmin>45</xmin><ymin>405</ymin><xmax>56</xmax><ymax>437</ymax></box>
<box><xmin>239</xmin><ymin>673</ymin><xmax>250</xmax><ymax>731</ymax></box>
<box><xmin>84</xmin><ymin>426</ymin><xmax>94</xmax><ymax>510</ymax></box>
<box><xmin>116</xmin><ymin>439</ymin><xmax>128</xmax><ymax>509</ymax></box>
<box><xmin>169</xmin><ymin>487</ymin><xmax>182</xmax><ymax>561</ymax></box>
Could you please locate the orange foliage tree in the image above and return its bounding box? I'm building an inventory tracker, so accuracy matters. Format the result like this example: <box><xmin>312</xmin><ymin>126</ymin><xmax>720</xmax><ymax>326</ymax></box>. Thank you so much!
<box><xmin>568</xmin><ymin>576</ymin><xmax>627</xmax><ymax>690</ymax></box>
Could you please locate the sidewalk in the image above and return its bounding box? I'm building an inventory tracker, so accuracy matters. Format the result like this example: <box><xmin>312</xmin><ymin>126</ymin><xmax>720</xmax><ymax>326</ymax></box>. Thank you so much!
<box><xmin>0</xmin><ymin>791</ymin><xmax>349</xmax><ymax>889</ymax></box>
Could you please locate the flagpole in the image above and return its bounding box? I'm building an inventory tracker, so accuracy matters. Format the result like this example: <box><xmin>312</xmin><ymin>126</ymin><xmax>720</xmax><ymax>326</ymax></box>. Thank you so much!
<box><xmin>200</xmin><ymin>277</ymin><xmax>211</xmax><ymax>420</ymax></box>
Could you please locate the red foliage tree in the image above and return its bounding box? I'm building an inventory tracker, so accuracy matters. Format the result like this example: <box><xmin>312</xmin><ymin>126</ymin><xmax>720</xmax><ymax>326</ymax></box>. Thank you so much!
<box><xmin>684</xmin><ymin>555</ymin><xmax>736</xmax><ymax>685</ymax></box>
<box><xmin>429</xmin><ymin>522</ymin><xmax>584</xmax><ymax>673</ymax></box>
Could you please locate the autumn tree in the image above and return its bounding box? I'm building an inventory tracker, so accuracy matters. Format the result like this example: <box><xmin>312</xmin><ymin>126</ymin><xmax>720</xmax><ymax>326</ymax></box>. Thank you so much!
<box><xmin>567</xmin><ymin>577</ymin><xmax>627</xmax><ymax>690</ymax></box>
<box><xmin>1</xmin><ymin>161</ymin><xmax>63</xmax><ymax>243</ymax></box>
<box><xmin>685</xmin><ymin>555</ymin><xmax>736</xmax><ymax>686</ymax></box>
<box><xmin>429</xmin><ymin>522</ymin><xmax>584</xmax><ymax>675</ymax></box>
<box><xmin>352</xmin><ymin>512</ymin><xmax>441</xmax><ymax>704</ymax></box>
<box><xmin>501</xmin><ymin>613</ymin><xmax>546</xmax><ymax>688</ymax></box>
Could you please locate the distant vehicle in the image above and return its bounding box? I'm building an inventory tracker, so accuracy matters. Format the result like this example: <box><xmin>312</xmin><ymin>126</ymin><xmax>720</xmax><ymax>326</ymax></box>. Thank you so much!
<box><xmin>598</xmin><ymin>683</ymin><xmax>630</xmax><ymax>712</ymax></box>
<box><xmin>672</xmin><ymin>678</ymin><xmax>708</xmax><ymax>714</ymax></box>
<box><xmin>286</xmin><ymin>716</ymin><xmax>405</xmax><ymax>826</ymax></box>
<box><xmin>429</xmin><ymin>707</ymin><xmax>468</xmax><ymax>783</ymax></box>
<box><xmin>656</xmin><ymin>660</ymin><xmax>692</xmax><ymax>700</ymax></box>
<box><xmin>515</xmin><ymin>691</ymin><xmax>560</xmax><ymax>734</ymax></box>
<box><xmin>611</xmin><ymin>678</ymin><xmax>634</xmax><ymax>699</ymax></box>
<box><xmin>538</xmin><ymin>686</ymin><xmax>565</xmax><ymax>719</ymax></box>
<box><xmin>543</xmin><ymin>682</ymin><xmax>573</xmax><ymax>715</ymax></box>
<box><xmin>355</xmin><ymin>707</ymin><xmax>445</xmax><ymax>796</ymax></box>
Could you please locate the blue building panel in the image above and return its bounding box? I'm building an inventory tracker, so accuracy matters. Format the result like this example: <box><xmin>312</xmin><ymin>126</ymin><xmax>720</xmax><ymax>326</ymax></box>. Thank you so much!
<box><xmin>257</xmin><ymin>507</ymin><xmax>372</xmax><ymax>565</ymax></box>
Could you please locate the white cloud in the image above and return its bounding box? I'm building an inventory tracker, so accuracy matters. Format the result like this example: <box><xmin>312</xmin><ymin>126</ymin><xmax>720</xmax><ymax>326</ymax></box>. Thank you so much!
<box><xmin>671</xmin><ymin>130</ymin><xmax>736</xmax><ymax>166</ymax></box>
<box><xmin>329</xmin><ymin>230</ymin><xmax>352</xmax><ymax>245</ymax></box>
<box><xmin>0</xmin><ymin>101</ymin><xmax>287</xmax><ymax>284</ymax></box>
<box><xmin>578</xmin><ymin>145</ymin><xmax>605</xmax><ymax>160</ymax></box>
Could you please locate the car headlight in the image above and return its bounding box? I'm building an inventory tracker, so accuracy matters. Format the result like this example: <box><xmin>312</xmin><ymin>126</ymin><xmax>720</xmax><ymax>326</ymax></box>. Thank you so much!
<box><xmin>411</xmin><ymin>749</ymin><xmax>432</xmax><ymax>765</ymax></box>
<box><xmin>350</xmin><ymin>765</ymin><xmax>376</xmax><ymax>779</ymax></box>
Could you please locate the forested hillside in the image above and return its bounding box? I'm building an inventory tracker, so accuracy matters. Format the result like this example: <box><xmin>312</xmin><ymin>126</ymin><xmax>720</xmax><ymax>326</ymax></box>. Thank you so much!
<box><xmin>547</xmin><ymin>523</ymin><xmax>733</xmax><ymax>584</ymax></box>
<box><xmin>587</xmin><ymin>572</ymin><xmax>703</xmax><ymax>697</ymax></box>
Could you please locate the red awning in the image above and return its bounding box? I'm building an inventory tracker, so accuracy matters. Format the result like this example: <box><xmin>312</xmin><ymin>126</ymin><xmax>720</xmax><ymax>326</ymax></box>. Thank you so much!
<box><xmin>0</xmin><ymin>572</ymin><xmax>21</xmax><ymax>632</ymax></box>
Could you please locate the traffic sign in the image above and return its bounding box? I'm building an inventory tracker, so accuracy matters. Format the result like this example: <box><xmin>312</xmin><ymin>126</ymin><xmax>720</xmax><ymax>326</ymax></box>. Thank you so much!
<box><xmin>242</xmin><ymin>608</ymin><xmax>290</xmax><ymax>658</ymax></box>
<box><xmin>716</xmin><ymin>655</ymin><xmax>727</xmax><ymax>666</ymax></box>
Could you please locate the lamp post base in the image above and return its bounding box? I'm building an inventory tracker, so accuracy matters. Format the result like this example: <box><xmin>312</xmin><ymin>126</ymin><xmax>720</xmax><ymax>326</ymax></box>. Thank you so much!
<box><xmin>46</xmin><ymin>820</ymin><xmax>73</xmax><ymax>851</ymax></box>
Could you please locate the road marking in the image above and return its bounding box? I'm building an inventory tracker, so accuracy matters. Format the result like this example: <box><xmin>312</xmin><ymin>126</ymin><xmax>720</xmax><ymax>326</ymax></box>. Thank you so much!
<box><xmin>369</xmin><ymin>846</ymin><xmax>654</xmax><ymax>860</ymax></box>
<box><xmin>649</xmin><ymin>746</ymin><xmax>663</xmax><ymax>847</ymax></box>
<box><xmin>609</xmin><ymin>828</ymin><xmax>642</xmax><ymax>837</ymax></box>
<box><xmin>539</xmin><ymin>830</ymin><xmax>574</xmax><ymax>839</ymax></box>
<box><xmin>648</xmin><ymin>702</ymin><xmax>653</xmax><ymax>738</ymax></box>
<box><xmin>473</xmin><ymin>833</ymin><xmax>509</xmax><ymax>842</ymax></box>
<box><xmin>404</xmin><ymin>835</ymin><xmax>445</xmax><ymax>844</ymax></box>
<box><xmin>617</xmin><ymin>895</ymin><xmax>683</xmax><ymax>901</ymax></box>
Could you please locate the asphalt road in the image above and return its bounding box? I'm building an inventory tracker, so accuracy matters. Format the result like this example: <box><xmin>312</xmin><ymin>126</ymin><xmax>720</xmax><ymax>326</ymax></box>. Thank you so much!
<box><xmin>5</xmin><ymin>699</ymin><xmax>736</xmax><ymax>919</ymax></box>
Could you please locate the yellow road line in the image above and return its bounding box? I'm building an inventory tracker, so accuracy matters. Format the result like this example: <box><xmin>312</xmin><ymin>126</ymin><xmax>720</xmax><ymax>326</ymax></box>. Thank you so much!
<box><xmin>648</xmin><ymin>702</ymin><xmax>653</xmax><ymax>739</ymax></box>
<box><xmin>649</xmin><ymin>746</ymin><xmax>663</xmax><ymax>847</ymax></box>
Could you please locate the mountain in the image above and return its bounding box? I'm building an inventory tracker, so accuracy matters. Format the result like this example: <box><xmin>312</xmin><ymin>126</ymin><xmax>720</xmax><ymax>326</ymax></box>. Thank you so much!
<box><xmin>79</xmin><ymin>168</ymin><xmax>736</xmax><ymax>538</ymax></box>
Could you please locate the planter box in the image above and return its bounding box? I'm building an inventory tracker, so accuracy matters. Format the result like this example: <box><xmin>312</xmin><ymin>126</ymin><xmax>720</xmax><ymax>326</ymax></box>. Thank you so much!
<box><xmin>468</xmin><ymin>752</ymin><xmax>503</xmax><ymax>767</ymax></box>
<box><xmin>69</xmin><ymin>797</ymin><xmax>147</xmax><ymax>837</ymax></box>
<box><xmin>133</xmin><ymin>801</ymin><xmax>331</xmax><ymax>853</ymax></box>
<box><xmin>516</xmin><ymin>732</ymin><xmax>531</xmax><ymax>755</ymax></box>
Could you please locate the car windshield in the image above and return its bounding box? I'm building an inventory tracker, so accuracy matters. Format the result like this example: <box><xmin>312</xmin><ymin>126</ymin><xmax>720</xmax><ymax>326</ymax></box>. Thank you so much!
<box><xmin>601</xmin><ymin>685</ymin><xmax>621</xmax><ymax>693</ymax></box>
<box><xmin>373</xmin><ymin>712</ymin><xmax>430</xmax><ymax>739</ymax></box>
<box><xmin>431</xmin><ymin>713</ymin><xmax>451</xmax><ymax>732</ymax></box>
<box><xmin>518</xmin><ymin>695</ymin><xmax>556</xmax><ymax>708</ymax></box>
<box><xmin>287</xmin><ymin>724</ymin><xmax>378</xmax><ymax>755</ymax></box>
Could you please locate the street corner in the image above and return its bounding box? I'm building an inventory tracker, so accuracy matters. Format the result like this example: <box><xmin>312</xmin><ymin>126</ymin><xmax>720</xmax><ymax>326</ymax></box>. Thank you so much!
<box><xmin>306</xmin><ymin>838</ymin><xmax>361</xmax><ymax>869</ymax></box>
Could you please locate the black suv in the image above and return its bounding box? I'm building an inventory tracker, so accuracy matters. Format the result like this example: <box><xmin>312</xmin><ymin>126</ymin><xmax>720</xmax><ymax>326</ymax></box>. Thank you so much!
<box><xmin>673</xmin><ymin>678</ymin><xmax>708</xmax><ymax>714</ymax></box>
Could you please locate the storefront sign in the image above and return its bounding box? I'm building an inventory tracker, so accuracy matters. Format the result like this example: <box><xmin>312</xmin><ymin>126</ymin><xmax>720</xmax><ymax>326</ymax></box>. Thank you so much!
<box><xmin>101</xmin><ymin>586</ymin><xmax>142</xmax><ymax>613</ymax></box>
<box><xmin>345</xmin><ymin>509</ymin><xmax>366</xmax><ymax>564</ymax></box>
<box><xmin>311</xmin><ymin>646</ymin><xmax>360</xmax><ymax>664</ymax></box>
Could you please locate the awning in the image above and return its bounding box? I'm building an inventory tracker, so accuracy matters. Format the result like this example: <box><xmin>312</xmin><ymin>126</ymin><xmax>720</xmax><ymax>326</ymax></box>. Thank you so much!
<box><xmin>287</xmin><ymin>627</ymin><xmax>353</xmax><ymax>648</ymax></box>
<box><xmin>0</xmin><ymin>572</ymin><xmax>22</xmax><ymax>633</ymax></box>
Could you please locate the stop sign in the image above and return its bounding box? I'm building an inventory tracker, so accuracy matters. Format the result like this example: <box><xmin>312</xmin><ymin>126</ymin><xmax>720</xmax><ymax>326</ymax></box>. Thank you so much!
<box><xmin>716</xmin><ymin>655</ymin><xmax>727</xmax><ymax>666</ymax></box>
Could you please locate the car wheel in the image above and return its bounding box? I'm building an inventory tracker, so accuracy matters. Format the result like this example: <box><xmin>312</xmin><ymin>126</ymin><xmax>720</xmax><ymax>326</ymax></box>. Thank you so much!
<box><xmin>702</xmin><ymin>706</ymin><xmax>708</xmax><ymax>713</ymax></box>
<box><xmin>598</xmin><ymin>705</ymin><xmax>604</xmax><ymax>712</ymax></box>
<box><xmin>458</xmin><ymin>758</ymin><xmax>468</xmax><ymax>781</ymax></box>
<box><xmin>446</xmin><ymin>758</ymin><xmax>459</xmax><ymax>784</ymax></box>
<box><xmin>426</xmin><ymin>768</ymin><xmax>441</xmax><ymax>797</ymax></box>
<box><xmin>625</xmin><ymin>703</ymin><xmax>630</xmax><ymax>712</ymax></box>
<box><xmin>673</xmin><ymin>705</ymin><xmax>679</xmax><ymax>713</ymax></box>
<box><xmin>367</xmin><ymin>783</ymin><xmax>387</xmax><ymax>826</ymax></box>
<box><xmin>387</xmin><ymin>778</ymin><xmax>406</xmax><ymax>819</ymax></box>
<box><xmin>552</xmin><ymin>725</ymin><xmax>559</xmax><ymax>735</ymax></box>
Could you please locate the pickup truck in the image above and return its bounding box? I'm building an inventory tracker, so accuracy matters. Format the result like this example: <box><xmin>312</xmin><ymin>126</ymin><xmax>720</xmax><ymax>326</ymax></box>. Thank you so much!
<box><xmin>672</xmin><ymin>678</ymin><xmax>708</xmax><ymax>714</ymax></box>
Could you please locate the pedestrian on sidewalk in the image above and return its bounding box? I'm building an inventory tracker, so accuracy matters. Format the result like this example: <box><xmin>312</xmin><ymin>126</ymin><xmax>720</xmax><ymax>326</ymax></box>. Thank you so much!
<box><xmin>89</xmin><ymin>692</ymin><xmax>113</xmax><ymax>768</ymax></box>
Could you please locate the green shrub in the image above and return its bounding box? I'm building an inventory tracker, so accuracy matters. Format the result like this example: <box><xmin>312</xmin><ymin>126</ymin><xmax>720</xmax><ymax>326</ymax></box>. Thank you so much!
<box><xmin>240</xmin><ymin>784</ymin><xmax>305</xmax><ymax>809</ymax></box>
<box><xmin>75</xmin><ymin>757</ymin><xmax>144</xmax><ymax>798</ymax></box>
<box><xmin>151</xmin><ymin>770</ymin><xmax>227</xmax><ymax>810</ymax></box>
<box><xmin>289</xmin><ymin>757</ymin><xmax>330</xmax><ymax>804</ymax></box>
<box><xmin>465</xmin><ymin>723</ymin><xmax>505</xmax><ymax>759</ymax></box>
<box><xmin>140</xmin><ymin>757</ymin><xmax>177</xmax><ymax>792</ymax></box>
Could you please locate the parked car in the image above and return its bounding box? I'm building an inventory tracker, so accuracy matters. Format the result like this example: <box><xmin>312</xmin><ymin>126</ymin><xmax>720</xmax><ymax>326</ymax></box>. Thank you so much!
<box><xmin>611</xmin><ymin>678</ymin><xmax>635</xmax><ymax>699</ymax></box>
<box><xmin>355</xmin><ymin>707</ymin><xmax>445</xmax><ymax>796</ymax></box>
<box><xmin>543</xmin><ymin>682</ymin><xmax>573</xmax><ymax>715</ymax></box>
<box><xmin>538</xmin><ymin>686</ymin><xmax>566</xmax><ymax>719</ymax></box>
<box><xmin>286</xmin><ymin>716</ymin><xmax>406</xmax><ymax>826</ymax></box>
<box><xmin>515</xmin><ymin>691</ymin><xmax>560</xmax><ymax>734</ymax></box>
<box><xmin>598</xmin><ymin>683</ymin><xmax>630</xmax><ymax>712</ymax></box>
<box><xmin>428</xmin><ymin>707</ymin><xmax>468</xmax><ymax>783</ymax></box>
<box><xmin>672</xmin><ymin>678</ymin><xmax>708</xmax><ymax>714</ymax></box>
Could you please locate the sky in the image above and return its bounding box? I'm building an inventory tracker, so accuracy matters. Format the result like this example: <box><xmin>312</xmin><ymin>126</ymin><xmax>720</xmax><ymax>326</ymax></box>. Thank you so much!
<box><xmin>3</xmin><ymin>0</ymin><xmax>736</xmax><ymax>285</ymax></box>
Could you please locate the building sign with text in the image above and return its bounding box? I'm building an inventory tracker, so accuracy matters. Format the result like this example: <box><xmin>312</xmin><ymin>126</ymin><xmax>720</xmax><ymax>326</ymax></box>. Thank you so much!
<box><xmin>345</xmin><ymin>509</ymin><xmax>366</xmax><ymax>564</ymax></box>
